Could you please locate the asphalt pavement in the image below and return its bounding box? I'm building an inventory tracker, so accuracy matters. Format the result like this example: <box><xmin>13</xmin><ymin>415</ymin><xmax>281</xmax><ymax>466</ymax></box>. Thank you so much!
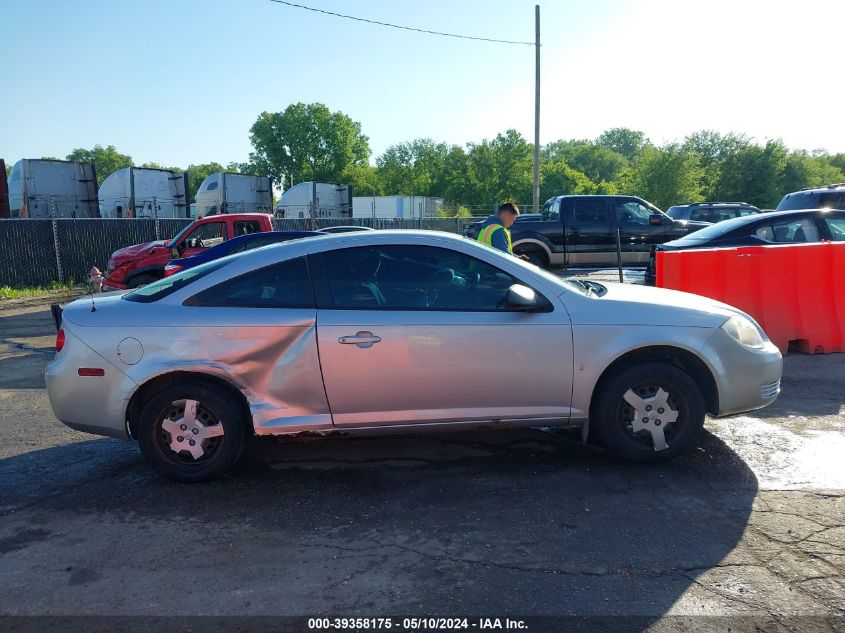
<box><xmin>0</xmin><ymin>287</ymin><xmax>842</xmax><ymax>631</ymax></box>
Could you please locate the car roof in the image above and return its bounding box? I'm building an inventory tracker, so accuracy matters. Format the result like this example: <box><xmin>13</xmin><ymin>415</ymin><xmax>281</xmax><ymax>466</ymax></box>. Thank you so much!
<box><xmin>670</xmin><ymin>208</ymin><xmax>837</xmax><ymax>242</ymax></box>
<box><xmin>792</xmin><ymin>183</ymin><xmax>845</xmax><ymax>194</ymax></box>
<box><xmin>670</xmin><ymin>202</ymin><xmax>756</xmax><ymax>208</ymax></box>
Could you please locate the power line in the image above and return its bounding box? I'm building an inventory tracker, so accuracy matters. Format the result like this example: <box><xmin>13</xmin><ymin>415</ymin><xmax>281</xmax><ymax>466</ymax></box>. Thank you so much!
<box><xmin>268</xmin><ymin>0</ymin><xmax>535</xmax><ymax>46</ymax></box>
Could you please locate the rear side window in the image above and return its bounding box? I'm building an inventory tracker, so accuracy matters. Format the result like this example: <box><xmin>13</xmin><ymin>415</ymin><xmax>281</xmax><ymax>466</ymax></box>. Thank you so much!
<box><xmin>824</xmin><ymin>216</ymin><xmax>845</xmax><ymax>241</ymax></box>
<box><xmin>754</xmin><ymin>218</ymin><xmax>820</xmax><ymax>243</ymax></box>
<box><xmin>234</xmin><ymin>220</ymin><xmax>262</xmax><ymax>236</ymax></box>
<box><xmin>572</xmin><ymin>198</ymin><xmax>610</xmax><ymax>224</ymax></box>
<box><xmin>123</xmin><ymin>259</ymin><xmax>231</xmax><ymax>303</ymax></box>
<box><xmin>184</xmin><ymin>257</ymin><xmax>313</xmax><ymax>308</ymax></box>
<box><xmin>690</xmin><ymin>209</ymin><xmax>711</xmax><ymax>222</ymax></box>
<box><xmin>776</xmin><ymin>191</ymin><xmax>845</xmax><ymax>211</ymax></box>
<box><xmin>666</xmin><ymin>206</ymin><xmax>685</xmax><ymax>219</ymax></box>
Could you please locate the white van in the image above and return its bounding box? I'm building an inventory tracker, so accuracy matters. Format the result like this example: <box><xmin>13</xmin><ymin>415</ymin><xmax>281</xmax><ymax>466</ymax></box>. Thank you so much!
<box><xmin>194</xmin><ymin>172</ymin><xmax>272</xmax><ymax>218</ymax></box>
<box><xmin>99</xmin><ymin>167</ymin><xmax>189</xmax><ymax>218</ymax></box>
<box><xmin>6</xmin><ymin>159</ymin><xmax>99</xmax><ymax>218</ymax></box>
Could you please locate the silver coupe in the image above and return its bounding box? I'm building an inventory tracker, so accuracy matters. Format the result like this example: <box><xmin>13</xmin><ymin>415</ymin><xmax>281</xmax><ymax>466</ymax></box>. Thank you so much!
<box><xmin>46</xmin><ymin>230</ymin><xmax>782</xmax><ymax>481</ymax></box>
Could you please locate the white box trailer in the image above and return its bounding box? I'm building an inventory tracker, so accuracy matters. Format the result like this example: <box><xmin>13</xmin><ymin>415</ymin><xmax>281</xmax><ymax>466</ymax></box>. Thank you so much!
<box><xmin>195</xmin><ymin>172</ymin><xmax>273</xmax><ymax>217</ymax></box>
<box><xmin>352</xmin><ymin>195</ymin><xmax>443</xmax><ymax>219</ymax></box>
<box><xmin>6</xmin><ymin>159</ymin><xmax>99</xmax><ymax>218</ymax></box>
<box><xmin>99</xmin><ymin>167</ymin><xmax>189</xmax><ymax>218</ymax></box>
<box><xmin>274</xmin><ymin>182</ymin><xmax>352</xmax><ymax>219</ymax></box>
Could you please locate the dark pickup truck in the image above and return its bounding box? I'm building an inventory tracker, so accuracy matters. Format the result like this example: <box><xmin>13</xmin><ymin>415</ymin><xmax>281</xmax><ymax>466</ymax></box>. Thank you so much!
<box><xmin>500</xmin><ymin>195</ymin><xmax>707</xmax><ymax>268</ymax></box>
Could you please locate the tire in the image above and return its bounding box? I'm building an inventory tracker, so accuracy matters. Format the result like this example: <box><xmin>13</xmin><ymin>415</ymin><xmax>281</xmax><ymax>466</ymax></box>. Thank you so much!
<box><xmin>521</xmin><ymin>251</ymin><xmax>548</xmax><ymax>268</ymax></box>
<box><xmin>136</xmin><ymin>380</ymin><xmax>248</xmax><ymax>482</ymax></box>
<box><xmin>592</xmin><ymin>362</ymin><xmax>705</xmax><ymax>462</ymax></box>
<box><xmin>127</xmin><ymin>273</ymin><xmax>159</xmax><ymax>289</ymax></box>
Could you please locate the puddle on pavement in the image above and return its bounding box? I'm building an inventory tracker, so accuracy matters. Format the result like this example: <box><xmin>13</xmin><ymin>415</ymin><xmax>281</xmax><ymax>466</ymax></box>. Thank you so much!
<box><xmin>708</xmin><ymin>416</ymin><xmax>845</xmax><ymax>490</ymax></box>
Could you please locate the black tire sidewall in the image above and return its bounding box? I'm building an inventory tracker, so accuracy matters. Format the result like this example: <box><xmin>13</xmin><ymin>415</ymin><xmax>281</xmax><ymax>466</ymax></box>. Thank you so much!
<box><xmin>137</xmin><ymin>381</ymin><xmax>246</xmax><ymax>482</ymax></box>
<box><xmin>523</xmin><ymin>252</ymin><xmax>547</xmax><ymax>268</ymax></box>
<box><xmin>593</xmin><ymin>362</ymin><xmax>705</xmax><ymax>462</ymax></box>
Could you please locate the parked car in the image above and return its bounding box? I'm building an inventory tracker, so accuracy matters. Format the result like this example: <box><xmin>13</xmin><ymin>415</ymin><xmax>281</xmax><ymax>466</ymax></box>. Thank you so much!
<box><xmin>646</xmin><ymin>209</ymin><xmax>845</xmax><ymax>284</ymax></box>
<box><xmin>319</xmin><ymin>225</ymin><xmax>376</xmax><ymax>234</ymax></box>
<box><xmin>164</xmin><ymin>230</ymin><xmax>324</xmax><ymax>276</ymax></box>
<box><xmin>666</xmin><ymin>202</ymin><xmax>760</xmax><ymax>224</ymax></box>
<box><xmin>47</xmin><ymin>230</ymin><xmax>781</xmax><ymax>481</ymax></box>
<box><xmin>776</xmin><ymin>183</ymin><xmax>845</xmax><ymax>211</ymax></box>
<box><xmin>506</xmin><ymin>195</ymin><xmax>709</xmax><ymax>268</ymax></box>
<box><xmin>102</xmin><ymin>213</ymin><xmax>274</xmax><ymax>290</ymax></box>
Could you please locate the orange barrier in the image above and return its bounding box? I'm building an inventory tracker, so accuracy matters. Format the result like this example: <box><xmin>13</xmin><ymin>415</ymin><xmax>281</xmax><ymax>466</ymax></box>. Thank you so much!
<box><xmin>656</xmin><ymin>242</ymin><xmax>845</xmax><ymax>354</ymax></box>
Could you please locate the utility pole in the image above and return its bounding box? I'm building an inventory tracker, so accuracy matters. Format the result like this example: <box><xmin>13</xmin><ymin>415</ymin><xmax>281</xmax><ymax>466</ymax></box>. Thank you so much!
<box><xmin>533</xmin><ymin>4</ymin><xmax>541</xmax><ymax>213</ymax></box>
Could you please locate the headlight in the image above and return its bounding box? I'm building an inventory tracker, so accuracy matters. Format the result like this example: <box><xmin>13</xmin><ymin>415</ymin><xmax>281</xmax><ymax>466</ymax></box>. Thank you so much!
<box><xmin>721</xmin><ymin>315</ymin><xmax>766</xmax><ymax>349</ymax></box>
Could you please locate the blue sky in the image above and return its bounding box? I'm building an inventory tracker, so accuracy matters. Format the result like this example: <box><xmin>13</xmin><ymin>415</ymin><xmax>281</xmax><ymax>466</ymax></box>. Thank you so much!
<box><xmin>2</xmin><ymin>0</ymin><xmax>844</xmax><ymax>169</ymax></box>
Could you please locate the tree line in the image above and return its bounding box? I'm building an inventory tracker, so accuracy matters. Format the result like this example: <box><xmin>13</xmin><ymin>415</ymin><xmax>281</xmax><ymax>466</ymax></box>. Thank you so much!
<box><xmin>8</xmin><ymin>102</ymin><xmax>845</xmax><ymax>214</ymax></box>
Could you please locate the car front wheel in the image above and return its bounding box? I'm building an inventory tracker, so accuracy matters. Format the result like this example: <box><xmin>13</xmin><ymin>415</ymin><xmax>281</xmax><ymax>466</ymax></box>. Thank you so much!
<box><xmin>592</xmin><ymin>362</ymin><xmax>705</xmax><ymax>462</ymax></box>
<box><xmin>137</xmin><ymin>381</ymin><xmax>248</xmax><ymax>481</ymax></box>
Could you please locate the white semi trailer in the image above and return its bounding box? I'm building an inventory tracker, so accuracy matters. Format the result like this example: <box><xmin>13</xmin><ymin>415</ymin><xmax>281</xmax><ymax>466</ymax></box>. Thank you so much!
<box><xmin>6</xmin><ymin>159</ymin><xmax>99</xmax><ymax>218</ymax></box>
<box><xmin>99</xmin><ymin>167</ymin><xmax>189</xmax><ymax>218</ymax></box>
<box><xmin>352</xmin><ymin>195</ymin><xmax>443</xmax><ymax>219</ymax></box>
<box><xmin>274</xmin><ymin>182</ymin><xmax>352</xmax><ymax>219</ymax></box>
<box><xmin>194</xmin><ymin>172</ymin><xmax>273</xmax><ymax>217</ymax></box>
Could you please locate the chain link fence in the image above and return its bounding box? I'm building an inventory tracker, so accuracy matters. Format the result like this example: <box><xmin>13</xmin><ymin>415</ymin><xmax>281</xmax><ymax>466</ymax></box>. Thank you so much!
<box><xmin>0</xmin><ymin>217</ymin><xmax>483</xmax><ymax>288</ymax></box>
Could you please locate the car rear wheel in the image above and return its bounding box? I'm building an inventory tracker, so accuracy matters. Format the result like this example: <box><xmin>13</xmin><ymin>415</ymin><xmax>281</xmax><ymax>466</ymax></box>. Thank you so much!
<box><xmin>137</xmin><ymin>381</ymin><xmax>247</xmax><ymax>481</ymax></box>
<box><xmin>592</xmin><ymin>362</ymin><xmax>705</xmax><ymax>462</ymax></box>
<box><xmin>127</xmin><ymin>273</ymin><xmax>158</xmax><ymax>289</ymax></box>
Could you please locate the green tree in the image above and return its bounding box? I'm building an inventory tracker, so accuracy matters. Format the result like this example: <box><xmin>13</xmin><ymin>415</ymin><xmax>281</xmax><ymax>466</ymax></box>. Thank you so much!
<box><xmin>714</xmin><ymin>140</ymin><xmax>787</xmax><ymax>208</ymax></box>
<box><xmin>543</xmin><ymin>139</ymin><xmax>627</xmax><ymax>183</ymax></box>
<box><xmin>341</xmin><ymin>163</ymin><xmax>382</xmax><ymax>197</ymax></box>
<box><xmin>596</xmin><ymin>128</ymin><xmax>649</xmax><ymax>161</ymax></box>
<box><xmin>247</xmin><ymin>102</ymin><xmax>370</xmax><ymax>190</ymax></box>
<box><xmin>66</xmin><ymin>145</ymin><xmax>133</xmax><ymax>185</ymax></box>
<box><xmin>625</xmin><ymin>144</ymin><xmax>703</xmax><ymax>209</ymax></box>
<box><xmin>540</xmin><ymin>161</ymin><xmax>597</xmax><ymax>199</ymax></box>
<box><xmin>682</xmin><ymin>130</ymin><xmax>751</xmax><ymax>198</ymax></box>
<box><xmin>4</xmin><ymin>162</ymin><xmax>11</xmax><ymax>177</ymax></box>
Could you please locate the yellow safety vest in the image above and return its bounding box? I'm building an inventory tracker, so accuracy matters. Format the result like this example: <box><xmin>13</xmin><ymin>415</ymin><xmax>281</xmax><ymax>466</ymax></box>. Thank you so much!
<box><xmin>477</xmin><ymin>223</ymin><xmax>513</xmax><ymax>254</ymax></box>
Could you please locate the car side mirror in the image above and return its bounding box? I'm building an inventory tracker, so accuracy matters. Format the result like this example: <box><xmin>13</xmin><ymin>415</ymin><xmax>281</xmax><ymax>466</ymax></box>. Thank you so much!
<box><xmin>649</xmin><ymin>214</ymin><xmax>665</xmax><ymax>226</ymax></box>
<box><xmin>170</xmin><ymin>246</ymin><xmax>179</xmax><ymax>259</ymax></box>
<box><xmin>505</xmin><ymin>284</ymin><xmax>546</xmax><ymax>311</ymax></box>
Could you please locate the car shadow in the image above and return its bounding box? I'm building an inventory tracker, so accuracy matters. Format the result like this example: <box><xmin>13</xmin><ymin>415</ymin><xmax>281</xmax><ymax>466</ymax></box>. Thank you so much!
<box><xmin>0</xmin><ymin>425</ymin><xmax>758</xmax><ymax>624</ymax></box>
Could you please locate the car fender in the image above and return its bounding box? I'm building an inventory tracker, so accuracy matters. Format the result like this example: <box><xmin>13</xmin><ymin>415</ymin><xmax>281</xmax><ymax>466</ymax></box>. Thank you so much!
<box><xmin>511</xmin><ymin>233</ymin><xmax>557</xmax><ymax>257</ymax></box>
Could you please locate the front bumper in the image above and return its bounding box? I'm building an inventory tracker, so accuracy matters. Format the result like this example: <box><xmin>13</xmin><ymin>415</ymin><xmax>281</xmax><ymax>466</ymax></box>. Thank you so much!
<box><xmin>708</xmin><ymin>329</ymin><xmax>783</xmax><ymax>417</ymax></box>
<box><xmin>101</xmin><ymin>275</ymin><xmax>129</xmax><ymax>291</ymax></box>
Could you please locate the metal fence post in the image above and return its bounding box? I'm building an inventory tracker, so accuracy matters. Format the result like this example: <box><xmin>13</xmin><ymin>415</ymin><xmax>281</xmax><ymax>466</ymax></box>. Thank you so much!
<box><xmin>50</xmin><ymin>196</ymin><xmax>64</xmax><ymax>283</ymax></box>
<box><xmin>155</xmin><ymin>218</ymin><xmax>161</xmax><ymax>240</ymax></box>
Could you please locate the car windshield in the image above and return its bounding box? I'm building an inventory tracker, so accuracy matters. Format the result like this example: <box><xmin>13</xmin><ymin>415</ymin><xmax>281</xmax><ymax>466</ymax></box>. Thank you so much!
<box><xmin>123</xmin><ymin>258</ymin><xmax>231</xmax><ymax>303</ymax></box>
<box><xmin>167</xmin><ymin>222</ymin><xmax>195</xmax><ymax>246</ymax></box>
<box><xmin>668</xmin><ymin>214</ymin><xmax>760</xmax><ymax>243</ymax></box>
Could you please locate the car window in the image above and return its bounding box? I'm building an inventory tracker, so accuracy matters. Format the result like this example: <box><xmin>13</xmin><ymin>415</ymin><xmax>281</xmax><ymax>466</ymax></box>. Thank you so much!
<box><xmin>123</xmin><ymin>259</ymin><xmax>231</xmax><ymax>303</ymax></box>
<box><xmin>689</xmin><ymin>209</ymin><xmax>711</xmax><ymax>222</ymax></box>
<box><xmin>616</xmin><ymin>200</ymin><xmax>653</xmax><ymax>225</ymax></box>
<box><xmin>777</xmin><ymin>191</ymin><xmax>845</xmax><ymax>211</ymax></box>
<box><xmin>185</xmin><ymin>257</ymin><xmax>313</xmax><ymax>308</ymax></box>
<box><xmin>824</xmin><ymin>216</ymin><xmax>845</xmax><ymax>241</ymax></box>
<box><xmin>754</xmin><ymin>218</ymin><xmax>820</xmax><ymax>243</ymax></box>
<box><xmin>184</xmin><ymin>221</ymin><xmax>226</xmax><ymax>248</ymax></box>
<box><xmin>739</xmin><ymin>207</ymin><xmax>759</xmax><ymax>216</ymax></box>
<box><xmin>206</xmin><ymin>181</ymin><xmax>218</xmax><ymax>191</ymax></box>
<box><xmin>572</xmin><ymin>198</ymin><xmax>610</xmax><ymax>224</ymax></box>
<box><xmin>711</xmin><ymin>210</ymin><xmax>738</xmax><ymax>222</ymax></box>
<box><xmin>322</xmin><ymin>245</ymin><xmax>533</xmax><ymax>311</ymax></box>
<box><xmin>665</xmin><ymin>206</ymin><xmax>684</xmax><ymax>219</ymax></box>
<box><xmin>234</xmin><ymin>220</ymin><xmax>262</xmax><ymax>236</ymax></box>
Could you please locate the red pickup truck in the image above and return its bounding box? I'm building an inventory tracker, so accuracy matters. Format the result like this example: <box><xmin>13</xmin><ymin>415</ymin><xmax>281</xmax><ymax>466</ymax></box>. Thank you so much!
<box><xmin>102</xmin><ymin>213</ymin><xmax>274</xmax><ymax>290</ymax></box>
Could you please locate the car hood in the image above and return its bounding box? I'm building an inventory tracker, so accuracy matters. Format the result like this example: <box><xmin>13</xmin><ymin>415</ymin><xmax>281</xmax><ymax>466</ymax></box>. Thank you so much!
<box><xmin>564</xmin><ymin>281</ymin><xmax>744</xmax><ymax>328</ymax></box>
<box><xmin>110</xmin><ymin>240</ymin><xmax>168</xmax><ymax>263</ymax></box>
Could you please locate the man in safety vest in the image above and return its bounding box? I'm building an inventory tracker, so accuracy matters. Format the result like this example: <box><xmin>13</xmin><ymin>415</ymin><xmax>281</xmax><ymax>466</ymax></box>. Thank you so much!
<box><xmin>476</xmin><ymin>202</ymin><xmax>523</xmax><ymax>256</ymax></box>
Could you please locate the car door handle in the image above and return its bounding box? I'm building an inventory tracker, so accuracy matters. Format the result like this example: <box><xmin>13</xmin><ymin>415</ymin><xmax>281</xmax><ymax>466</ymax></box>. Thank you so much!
<box><xmin>338</xmin><ymin>331</ymin><xmax>382</xmax><ymax>348</ymax></box>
